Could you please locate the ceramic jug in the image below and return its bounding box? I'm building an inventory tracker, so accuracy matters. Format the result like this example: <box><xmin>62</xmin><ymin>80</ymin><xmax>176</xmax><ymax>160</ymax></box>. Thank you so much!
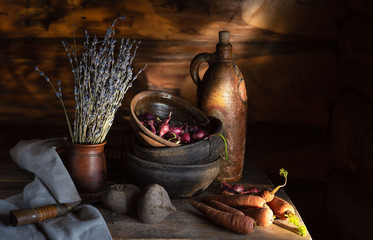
<box><xmin>190</xmin><ymin>31</ymin><xmax>247</xmax><ymax>182</ymax></box>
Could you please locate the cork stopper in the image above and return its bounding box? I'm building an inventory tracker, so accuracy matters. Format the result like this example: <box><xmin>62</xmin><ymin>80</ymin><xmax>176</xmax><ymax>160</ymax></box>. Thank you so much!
<box><xmin>219</xmin><ymin>31</ymin><xmax>230</xmax><ymax>44</ymax></box>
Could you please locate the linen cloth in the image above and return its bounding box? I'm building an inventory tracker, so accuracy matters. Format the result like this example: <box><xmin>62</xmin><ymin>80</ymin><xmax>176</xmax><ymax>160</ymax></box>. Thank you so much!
<box><xmin>0</xmin><ymin>138</ymin><xmax>112</xmax><ymax>240</ymax></box>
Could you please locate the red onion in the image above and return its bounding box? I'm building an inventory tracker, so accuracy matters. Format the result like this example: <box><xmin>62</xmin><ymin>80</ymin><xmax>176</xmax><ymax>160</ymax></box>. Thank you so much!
<box><xmin>191</xmin><ymin>125</ymin><xmax>199</xmax><ymax>132</ymax></box>
<box><xmin>169</xmin><ymin>126</ymin><xmax>183</xmax><ymax>135</ymax></box>
<box><xmin>158</xmin><ymin>113</ymin><xmax>172</xmax><ymax>137</ymax></box>
<box><xmin>139</xmin><ymin>111</ymin><xmax>220</xmax><ymax>146</ymax></box>
<box><xmin>138</xmin><ymin>112</ymin><xmax>155</xmax><ymax>122</ymax></box>
<box><xmin>221</xmin><ymin>182</ymin><xmax>233</xmax><ymax>189</ymax></box>
<box><xmin>221</xmin><ymin>182</ymin><xmax>259</xmax><ymax>195</ymax></box>
<box><xmin>181</xmin><ymin>132</ymin><xmax>191</xmax><ymax>143</ymax></box>
<box><xmin>232</xmin><ymin>184</ymin><xmax>245</xmax><ymax>193</ymax></box>
<box><xmin>241</xmin><ymin>187</ymin><xmax>260</xmax><ymax>194</ymax></box>
<box><xmin>192</xmin><ymin>130</ymin><xmax>208</xmax><ymax>140</ymax></box>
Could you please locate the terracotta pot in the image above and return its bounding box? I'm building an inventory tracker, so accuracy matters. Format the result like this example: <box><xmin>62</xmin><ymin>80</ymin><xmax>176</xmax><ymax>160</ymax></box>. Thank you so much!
<box><xmin>65</xmin><ymin>141</ymin><xmax>107</xmax><ymax>193</ymax></box>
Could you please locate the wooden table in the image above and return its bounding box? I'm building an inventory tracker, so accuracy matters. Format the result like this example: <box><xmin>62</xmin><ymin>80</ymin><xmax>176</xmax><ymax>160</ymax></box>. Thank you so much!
<box><xmin>99</xmin><ymin>161</ymin><xmax>311</xmax><ymax>240</ymax></box>
<box><xmin>0</xmin><ymin>123</ymin><xmax>312</xmax><ymax>240</ymax></box>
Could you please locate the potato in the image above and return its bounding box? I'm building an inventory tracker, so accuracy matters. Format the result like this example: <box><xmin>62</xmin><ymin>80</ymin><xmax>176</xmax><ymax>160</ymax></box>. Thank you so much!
<box><xmin>102</xmin><ymin>184</ymin><xmax>141</xmax><ymax>213</ymax></box>
<box><xmin>137</xmin><ymin>184</ymin><xmax>177</xmax><ymax>223</ymax></box>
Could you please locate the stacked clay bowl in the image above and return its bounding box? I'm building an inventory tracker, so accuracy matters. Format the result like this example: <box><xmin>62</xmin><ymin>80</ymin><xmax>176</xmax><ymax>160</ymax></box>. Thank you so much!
<box><xmin>128</xmin><ymin>90</ymin><xmax>225</xmax><ymax>198</ymax></box>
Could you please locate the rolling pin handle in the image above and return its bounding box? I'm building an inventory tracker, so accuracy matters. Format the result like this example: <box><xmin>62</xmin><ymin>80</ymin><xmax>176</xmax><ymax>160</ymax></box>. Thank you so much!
<box><xmin>9</xmin><ymin>203</ymin><xmax>72</xmax><ymax>226</ymax></box>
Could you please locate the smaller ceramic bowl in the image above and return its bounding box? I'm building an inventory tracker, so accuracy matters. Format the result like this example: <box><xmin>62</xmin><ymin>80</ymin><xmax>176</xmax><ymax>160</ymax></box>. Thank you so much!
<box><xmin>132</xmin><ymin>117</ymin><xmax>224</xmax><ymax>165</ymax></box>
<box><xmin>127</xmin><ymin>152</ymin><xmax>220</xmax><ymax>198</ymax></box>
<box><xmin>130</xmin><ymin>90</ymin><xmax>210</xmax><ymax>147</ymax></box>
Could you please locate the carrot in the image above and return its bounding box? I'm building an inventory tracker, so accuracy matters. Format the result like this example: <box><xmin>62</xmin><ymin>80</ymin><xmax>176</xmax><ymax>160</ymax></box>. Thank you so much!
<box><xmin>241</xmin><ymin>206</ymin><xmax>274</xmax><ymax>226</ymax></box>
<box><xmin>207</xmin><ymin>200</ymin><xmax>244</xmax><ymax>216</ymax></box>
<box><xmin>259</xmin><ymin>168</ymin><xmax>288</xmax><ymax>202</ymax></box>
<box><xmin>201</xmin><ymin>194</ymin><xmax>266</xmax><ymax>208</ymax></box>
<box><xmin>267</xmin><ymin>196</ymin><xmax>308</xmax><ymax>236</ymax></box>
<box><xmin>189</xmin><ymin>200</ymin><xmax>256</xmax><ymax>234</ymax></box>
<box><xmin>221</xmin><ymin>189</ymin><xmax>235</xmax><ymax>196</ymax></box>
<box><xmin>267</xmin><ymin>196</ymin><xmax>295</xmax><ymax>220</ymax></box>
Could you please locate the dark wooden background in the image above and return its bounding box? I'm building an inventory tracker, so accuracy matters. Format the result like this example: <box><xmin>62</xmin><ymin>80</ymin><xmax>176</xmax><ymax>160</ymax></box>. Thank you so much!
<box><xmin>0</xmin><ymin>0</ymin><xmax>351</xmax><ymax>127</ymax></box>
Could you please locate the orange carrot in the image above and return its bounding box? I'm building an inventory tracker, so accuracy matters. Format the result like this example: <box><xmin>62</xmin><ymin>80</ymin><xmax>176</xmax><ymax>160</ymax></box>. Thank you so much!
<box><xmin>201</xmin><ymin>194</ymin><xmax>266</xmax><ymax>208</ymax></box>
<box><xmin>258</xmin><ymin>189</ymin><xmax>273</xmax><ymax>202</ymax></box>
<box><xmin>207</xmin><ymin>200</ymin><xmax>244</xmax><ymax>216</ymax></box>
<box><xmin>189</xmin><ymin>200</ymin><xmax>256</xmax><ymax>234</ymax></box>
<box><xmin>221</xmin><ymin>189</ymin><xmax>235</xmax><ymax>196</ymax></box>
<box><xmin>267</xmin><ymin>196</ymin><xmax>295</xmax><ymax>220</ymax></box>
<box><xmin>267</xmin><ymin>197</ymin><xmax>308</xmax><ymax>236</ymax></box>
<box><xmin>241</xmin><ymin>206</ymin><xmax>274</xmax><ymax>226</ymax></box>
<box><xmin>259</xmin><ymin>168</ymin><xmax>288</xmax><ymax>202</ymax></box>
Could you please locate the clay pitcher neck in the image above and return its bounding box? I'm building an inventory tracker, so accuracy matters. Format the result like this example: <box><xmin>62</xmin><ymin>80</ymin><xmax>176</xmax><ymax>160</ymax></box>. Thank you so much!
<box><xmin>215</xmin><ymin>31</ymin><xmax>233</xmax><ymax>61</ymax></box>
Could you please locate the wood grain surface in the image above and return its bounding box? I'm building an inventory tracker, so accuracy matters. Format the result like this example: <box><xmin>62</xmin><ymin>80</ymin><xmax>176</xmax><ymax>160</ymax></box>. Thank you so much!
<box><xmin>0</xmin><ymin>0</ymin><xmax>338</xmax><ymax>127</ymax></box>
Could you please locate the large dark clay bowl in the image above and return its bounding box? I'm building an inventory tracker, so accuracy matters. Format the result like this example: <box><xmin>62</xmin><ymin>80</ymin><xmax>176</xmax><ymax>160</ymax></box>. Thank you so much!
<box><xmin>130</xmin><ymin>90</ymin><xmax>210</xmax><ymax>147</ymax></box>
<box><xmin>132</xmin><ymin>117</ymin><xmax>224</xmax><ymax>165</ymax></box>
<box><xmin>127</xmin><ymin>152</ymin><xmax>220</xmax><ymax>198</ymax></box>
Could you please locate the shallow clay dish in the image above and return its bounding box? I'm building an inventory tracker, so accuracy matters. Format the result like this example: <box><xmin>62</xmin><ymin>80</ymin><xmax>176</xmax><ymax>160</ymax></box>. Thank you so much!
<box><xmin>130</xmin><ymin>90</ymin><xmax>210</xmax><ymax>147</ymax></box>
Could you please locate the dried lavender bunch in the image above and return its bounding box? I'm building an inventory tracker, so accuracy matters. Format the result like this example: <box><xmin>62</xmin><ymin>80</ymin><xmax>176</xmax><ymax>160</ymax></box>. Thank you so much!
<box><xmin>35</xmin><ymin>67</ymin><xmax>74</xmax><ymax>139</ymax></box>
<box><xmin>36</xmin><ymin>17</ymin><xmax>146</xmax><ymax>144</ymax></box>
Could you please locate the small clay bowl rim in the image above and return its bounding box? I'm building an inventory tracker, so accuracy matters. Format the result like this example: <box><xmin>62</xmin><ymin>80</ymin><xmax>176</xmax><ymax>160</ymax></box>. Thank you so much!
<box><xmin>130</xmin><ymin>90</ymin><xmax>210</xmax><ymax>147</ymax></box>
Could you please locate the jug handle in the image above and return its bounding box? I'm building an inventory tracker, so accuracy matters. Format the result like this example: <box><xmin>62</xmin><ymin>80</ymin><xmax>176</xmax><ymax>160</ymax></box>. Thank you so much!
<box><xmin>190</xmin><ymin>53</ymin><xmax>212</xmax><ymax>87</ymax></box>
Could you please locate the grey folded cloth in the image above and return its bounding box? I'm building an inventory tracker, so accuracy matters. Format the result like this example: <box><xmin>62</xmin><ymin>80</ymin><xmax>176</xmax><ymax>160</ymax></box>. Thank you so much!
<box><xmin>0</xmin><ymin>138</ymin><xmax>112</xmax><ymax>240</ymax></box>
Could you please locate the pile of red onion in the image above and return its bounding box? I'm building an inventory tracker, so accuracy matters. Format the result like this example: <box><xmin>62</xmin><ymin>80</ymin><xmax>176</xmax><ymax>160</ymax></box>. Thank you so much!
<box><xmin>138</xmin><ymin>112</ymin><xmax>211</xmax><ymax>144</ymax></box>
<box><xmin>221</xmin><ymin>182</ymin><xmax>260</xmax><ymax>195</ymax></box>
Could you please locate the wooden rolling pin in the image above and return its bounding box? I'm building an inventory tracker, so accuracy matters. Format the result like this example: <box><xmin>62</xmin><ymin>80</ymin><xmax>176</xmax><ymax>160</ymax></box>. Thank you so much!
<box><xmin>9</xmin><ymin>203</ymin><xmax>75</xmax><ymax>226</ymax></box>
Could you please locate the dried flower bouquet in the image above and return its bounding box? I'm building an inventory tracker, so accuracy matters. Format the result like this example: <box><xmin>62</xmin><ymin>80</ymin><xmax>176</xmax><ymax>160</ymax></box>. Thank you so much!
<box><xmin>36</xmin><ymin>17</ymin><xmax>146</xmax><ymax>144</ymax></box>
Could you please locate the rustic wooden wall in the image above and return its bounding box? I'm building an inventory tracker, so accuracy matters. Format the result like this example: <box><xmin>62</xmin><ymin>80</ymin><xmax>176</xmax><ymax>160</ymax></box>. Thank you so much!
<box><xmin>0</xmin><ymin>0</ymin><xmax>369</xmax><ymax>127</ymax></box>
<box><xmin>329</xmin><ymin>0</ymin><xmax>373</xmax><ymax>190</ymax></box>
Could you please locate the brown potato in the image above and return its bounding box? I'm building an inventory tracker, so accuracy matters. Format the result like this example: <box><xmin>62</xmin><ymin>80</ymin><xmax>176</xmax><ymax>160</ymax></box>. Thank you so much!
<box><xmin>102</xmin><ymin>184</ymin><xmax>141</xmax><ymax>213</ymax></box>
<box><xmin>137</xmin><ymin>184</ymin><xmax>177</xmax><ymax>223</ymax></box>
